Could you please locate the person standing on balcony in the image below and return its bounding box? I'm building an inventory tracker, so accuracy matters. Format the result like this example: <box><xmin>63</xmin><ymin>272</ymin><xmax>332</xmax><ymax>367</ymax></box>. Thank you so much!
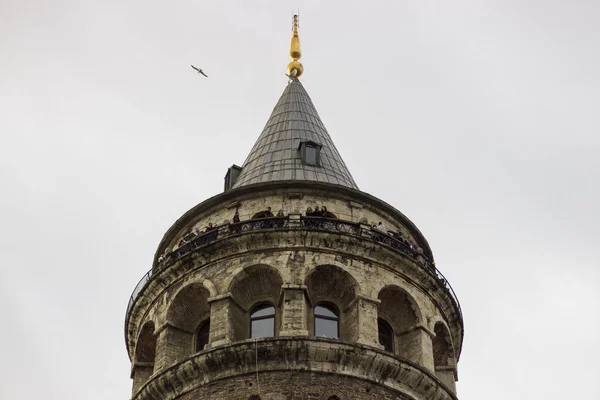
<box><xmin>321</xmin><ymin>206</ymin><xmax>336</xmax><ymax>219</ymax></box>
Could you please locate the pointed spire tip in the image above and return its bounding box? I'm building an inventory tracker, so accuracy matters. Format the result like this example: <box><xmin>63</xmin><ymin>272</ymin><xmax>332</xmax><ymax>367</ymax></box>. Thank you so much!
<box><xmin>287</xmin><ymin>14</ymin><xmax>303</xmax><ymax>78</ymax></box>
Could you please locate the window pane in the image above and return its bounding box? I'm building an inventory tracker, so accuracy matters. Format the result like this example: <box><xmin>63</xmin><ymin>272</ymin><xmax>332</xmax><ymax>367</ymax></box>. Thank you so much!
<box><xmin>315</xmin><ymin>317</ymin><xmax>338</xmax><ymax>338</ymax></box>
<box><xmin>305</xmin><ymin>146</ymin><xmax>317</xmax><ymax>164</ymax></box>
<box><xmin>251</xmin><ymin>317</ymin><xmax>274</xmax><ymax>338</ymax></box>
<box><xmin>315</xmin><ymin>305</ymin><xmax>337</xmax><ymax>318</ymax></box>
<box><xmin>251</xmin><ymin>305</ymin><xmax>275</xmax><ymax>318</ymax></box>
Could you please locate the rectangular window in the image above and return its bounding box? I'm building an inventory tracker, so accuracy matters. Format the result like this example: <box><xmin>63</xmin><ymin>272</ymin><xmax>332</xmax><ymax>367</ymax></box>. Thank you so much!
<box><xmin>251</xmin><ymin>318</ymin><xmax>274</xmax><ymax>338</ymax></box>
<box><xmin>305</xmin><ymin>145</ymin><xmax>317</xmax><ymax>165</ymax></box>
<box><xmin>299</xmin><ymin>141</ymin><xmax>321</xmax><ymax>166</ymax></box>
<box><xmin>315</xmin><ymin>318</ymin><xmax>338</xmax><ymax>338</ymax></box>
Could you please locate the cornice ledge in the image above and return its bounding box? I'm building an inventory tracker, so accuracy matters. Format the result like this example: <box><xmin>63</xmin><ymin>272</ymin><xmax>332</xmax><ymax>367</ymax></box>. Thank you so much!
<box><xmin>133</xmin><ymin>337</ymin><xmax>458</xmax><ymax>400</ymax></box>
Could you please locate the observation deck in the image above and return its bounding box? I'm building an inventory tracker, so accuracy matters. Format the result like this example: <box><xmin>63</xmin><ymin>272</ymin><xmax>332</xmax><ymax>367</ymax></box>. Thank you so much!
<box><xmin>125</xmin><ymin>214</ymin><xmax>463</xmax><ymax>358</ymax></box>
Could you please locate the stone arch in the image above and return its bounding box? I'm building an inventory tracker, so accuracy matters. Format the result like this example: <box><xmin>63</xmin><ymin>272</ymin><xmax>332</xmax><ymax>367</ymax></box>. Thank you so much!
<box><xmin>433</xmin><ymin>322</ymin><xmax>457</xmax><ymax>392</ymax></box>
<box><xmin>167</xmin><ymin>283</ymin><xmax>211</xmax><ymax>332</ymax></box>
<box><xmin>230</xmin><ymin>264</ymin><xmax>283</xmax><ymax>307</ymax></box>
<box><xmin>378</xmin><ymin>285</ymin><xmax>423</xmax><ymax>329</ymax></box>
<box><xmin>305</xmin><ymin>265</ymin><xmax>359</xmax><ymax>341</ymax></box>
<box><xmin>428</xmin><ymin>315</ymin><xmax>448</xmax><ymax>333</ymax></box>
<box><xmin>229</xmin><ymin>264</ymin><xmax>284</xmax><ymax>340</ymax></box>
<box><xmin>305</xmin><ymin>264</ymin><xmax>358</xmax><ymax>307</ymax></box>
<box><xmin>428</xmin><ymin>316</ymin><xmax>456</xmax><ymax>354</ymax></box>
<box><xmin>377</xmin><ymin>285</ymin><xmax>423</xmax><ymax>361</ymax></box>
<box><xmin>162</xmin><ymin>282</ymin><xmax>212</xmax><ymax>364</ymax></box>
<box><xmin>134</xmin><ymin>321</ymin><xmax>157</xmax><ymax>364</ymax></box>
<box><xmin>433</xmin><ymin>322</ymin><xmax>453</xmax><ymax>366</ymax></box>
<box><xmin>202</xmin><ymin>278</ymin><xmax>217</xmax><ymax>298</ymax></box>
<box><xmin>132</xmin><ymin>321</ymin><xmax>156</xmax><ymax>393</ymax></box>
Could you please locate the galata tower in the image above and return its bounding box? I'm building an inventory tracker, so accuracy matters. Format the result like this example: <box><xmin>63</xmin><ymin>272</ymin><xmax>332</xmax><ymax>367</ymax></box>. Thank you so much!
<box><xmin>125</xmin><ymin>15</ymin><xmax>463</xmax><ymax>400</ymax></box>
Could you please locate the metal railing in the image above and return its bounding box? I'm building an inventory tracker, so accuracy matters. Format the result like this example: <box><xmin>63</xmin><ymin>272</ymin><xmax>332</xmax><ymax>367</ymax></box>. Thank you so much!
<box><xmin>125</xmin><ymin>215</ymin><xmax>462</xmax><ymax>338</ymax></box>
<box><xmin>299</xmin><ymin>217</ymin><xmax>461</xmax><ymax>312</ymax></box>
<box><xmin>232</xmin><ymin>216</ymin><xmax>290</xmax><ymax>232</ymax></box>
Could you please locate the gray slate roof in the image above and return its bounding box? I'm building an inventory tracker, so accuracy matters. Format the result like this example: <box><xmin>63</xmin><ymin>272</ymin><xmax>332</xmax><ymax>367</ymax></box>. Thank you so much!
<box><xmin>232</xmin><ymin>79</ymin><xmax>358</xmax><ymax>190</ymax></box>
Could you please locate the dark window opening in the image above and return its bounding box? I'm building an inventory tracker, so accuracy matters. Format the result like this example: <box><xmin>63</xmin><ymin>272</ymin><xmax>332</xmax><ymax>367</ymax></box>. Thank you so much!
<box><xmin>305</xmin><ymin>145</ymin><xmax>317</xmax><ymax>164</ymax></box>
<box><xmin>224</xmin><ymin>165</ymin><xmax>242</xmax><ymax>192</ymax></box>
<box><xmin>195</xmin><ymin>319</ymin><xmax>210</xmax><ymax>351</ymax></box>
<box><xmin>378</xmin><ymin>318</ymin><xmax>394</xmax><ymax>353</ymax></box>
<box><xmin>314</xmin><ymin>304</ymin><xmax>339</xmax><ymax>339</ymax></box>
<box><xmin>298</xmin><ymin>141</ymin><xmax>322</xmax><ymax>166</ymax></box>
<box><xmin>250</xmin><ymin>304</ymin><xmax>275</xmax><ymax>338</ymax></box>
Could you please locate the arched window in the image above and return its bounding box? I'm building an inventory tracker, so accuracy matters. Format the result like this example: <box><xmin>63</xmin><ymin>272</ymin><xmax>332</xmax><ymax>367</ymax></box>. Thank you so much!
<box><xmin>250</xmin><ymin>304</ymin><xmax>275</xmax><ymax>338</ymax></box>
<box><xmin>378</xmin><ymin>318</ymin><xmax>394</xmax><ymax>353</ymax></box>
<box><xmin>314</xmin><ymin>303</ymin><xmax>339</xmax><ymax>339</ymax></box>
<box><xmin>248</xmin><ymin>396</ymin><xmax>261</xmax><ymax>400</ymax></box>
<box><xmin>195</xmin><ymin>319</ymin><xmax>210</xmax><ymax>351</ymax></box>
<box><xmin>328</xmin><ymin>396</ymin><xmax>341</xmax><ymax>400</ymax></box>
<box><xmin>433</xmin><ymin>323</ymin><xmax>452</xmax><ymax>367</ymax></box>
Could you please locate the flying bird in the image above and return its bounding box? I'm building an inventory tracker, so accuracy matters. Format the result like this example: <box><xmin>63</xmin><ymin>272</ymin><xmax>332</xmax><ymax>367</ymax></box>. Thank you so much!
<box><xmin>191</xmin><ymin>65</ymin><xmax>208</xmax><ymax>77</ymax></box>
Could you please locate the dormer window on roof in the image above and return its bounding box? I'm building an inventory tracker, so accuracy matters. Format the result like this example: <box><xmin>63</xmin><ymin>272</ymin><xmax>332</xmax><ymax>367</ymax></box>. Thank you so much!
<box><xmin>299</xmin><ymin>140</ymin><xmax>322</xmax><ymax>166</ymax></box>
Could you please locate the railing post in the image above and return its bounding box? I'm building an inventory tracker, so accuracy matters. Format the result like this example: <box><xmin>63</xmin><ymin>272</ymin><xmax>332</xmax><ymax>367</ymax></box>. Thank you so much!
<box><xmin>415</xmin><ymin>247</ymin><xmax>426</xmax><ymax>266</ymax></box>
<box><xmin>288</xmin><ymin>213</ymin><xmax>302</xmax><ymax>228</ymax></box>
<box><xmin>217</xmin><ymin>222</ymin><xmax>230</xmax><ymax>238</ymax></box>
<box><xmin>358</xmin><ymin>222</ymin><xmax>372</xmax><ymax>239</ymax></box>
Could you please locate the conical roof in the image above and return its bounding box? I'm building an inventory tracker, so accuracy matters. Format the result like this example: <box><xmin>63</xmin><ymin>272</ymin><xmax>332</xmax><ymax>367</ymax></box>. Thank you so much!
<box><xmin>232</xmin><ymin>79</ymin><xmax>358</xmax><ymax>189</ymax></box>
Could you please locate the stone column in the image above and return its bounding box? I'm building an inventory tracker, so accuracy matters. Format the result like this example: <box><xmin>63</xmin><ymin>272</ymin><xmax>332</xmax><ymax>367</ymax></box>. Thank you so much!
<box><xmin>154</xmin><ymin>323</ymin><xmax>193</xmax><ymax>371</ymax></box>
<box><xmin>208</xmin><ymin>293</ymin><xmax>247</xmax><ymax>347</ymax></box>
<box><xmin>131</xmin><ymin>362</ymin><xmax>153</xmax><ymax>395</ymax></box>
<box><xmin>279</xmin><ymin>284</ymin><xmax>309</xmax><ymax>336</ymax></box>
<box><xmin>344</xmin><ymin>295</ymin><xmax>380</xmax><ymax>347</ymax></box>
<box><xmin>397</xmin><ymin>324</ymin><xmax>435</xmax><ymax>372</ymax></box>
<box><xmin>436</xmin><ymin>361</ymin><xmax>458</xmax><ymax>394</ymax></box>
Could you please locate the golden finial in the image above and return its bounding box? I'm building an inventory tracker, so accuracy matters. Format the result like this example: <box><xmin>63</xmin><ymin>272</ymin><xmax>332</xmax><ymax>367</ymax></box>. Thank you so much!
<box><xmin>286</xmin><ymin>14</ymin><xmax>304</xmax><ymax>78</ymax></box>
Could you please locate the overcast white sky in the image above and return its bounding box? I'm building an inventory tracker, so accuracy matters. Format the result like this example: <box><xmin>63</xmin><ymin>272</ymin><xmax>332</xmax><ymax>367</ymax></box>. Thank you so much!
<box><xmin>1</xmin><ymin>1</ymin><xmax>599</xmax><ymax>399</ymax></box>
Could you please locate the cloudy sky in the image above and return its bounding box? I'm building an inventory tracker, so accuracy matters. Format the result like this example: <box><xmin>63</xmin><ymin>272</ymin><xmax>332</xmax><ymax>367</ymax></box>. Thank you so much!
<box><xmin>1</xmin><ymin>1</ymin><xmax>599</xmax><ymax>399</ymax></box>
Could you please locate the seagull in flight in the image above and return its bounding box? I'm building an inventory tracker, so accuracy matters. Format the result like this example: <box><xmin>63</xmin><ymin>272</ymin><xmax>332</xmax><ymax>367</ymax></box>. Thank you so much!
<box><xmin>191</xmin><ymin>65</ymin><xmax>208</xmax><ymax>77</ymax></box>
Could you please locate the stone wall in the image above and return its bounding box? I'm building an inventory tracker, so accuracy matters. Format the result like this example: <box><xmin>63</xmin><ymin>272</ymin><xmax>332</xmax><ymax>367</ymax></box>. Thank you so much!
<box><xmin>179</xmin><ymin>371</ymin><xmax>408</xmax><ymax>400</ymax></box>
<box><xmin>125</xmin><ymin>182</ymin><xmax>463</xmax><ymax>399</ymax></box>
<box><xmin>131</xmin><ymin>338</ymin><xmax>458</xmax><ymax>400</ymax></box>
<box><xmin>155</xmin><ymin>184</ymin><xmax>430</xmax><ymax>258</ymax></box>
<box><xmin>129</xmin><ymin>241</ymin><xmax>459</xmax><ymax>395</ymax></box>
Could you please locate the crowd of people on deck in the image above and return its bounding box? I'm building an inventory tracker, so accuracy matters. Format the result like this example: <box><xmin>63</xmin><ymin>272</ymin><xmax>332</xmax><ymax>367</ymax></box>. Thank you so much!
<box><xmin>372</xmin><ymin>221</ymin><xmax>416</xmax><ymax>251</ymax></box>
<box><xmin>160</xmin><ymin>205</ymin><xmax>419</xmax><ymax>263</ymax></box>
<box><xmin>305</xmin><ymin>205</ymin><xmax>336</xmax><ymax>219</ymax></box>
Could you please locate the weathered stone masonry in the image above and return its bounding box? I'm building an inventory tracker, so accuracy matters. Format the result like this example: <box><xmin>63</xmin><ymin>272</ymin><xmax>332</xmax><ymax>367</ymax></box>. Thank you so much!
<box><xmin>125</xmin><ymin>183</ymin><xmax>463</xmax><ymax>399</ymax></box>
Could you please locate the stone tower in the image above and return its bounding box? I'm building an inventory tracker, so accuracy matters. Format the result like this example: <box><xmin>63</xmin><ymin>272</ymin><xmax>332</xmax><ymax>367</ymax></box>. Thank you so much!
<box><xmin>125</xmin><ymin>16</ymin><xmax>463</xmax><ymax>400</ymax></box>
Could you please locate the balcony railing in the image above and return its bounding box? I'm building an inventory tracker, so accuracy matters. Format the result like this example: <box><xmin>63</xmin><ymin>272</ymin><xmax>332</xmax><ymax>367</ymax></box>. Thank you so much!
<box><xmin>125</xmin><ymin>215</ymin><xmax>462</xmax><ymax>337</ymax></box>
